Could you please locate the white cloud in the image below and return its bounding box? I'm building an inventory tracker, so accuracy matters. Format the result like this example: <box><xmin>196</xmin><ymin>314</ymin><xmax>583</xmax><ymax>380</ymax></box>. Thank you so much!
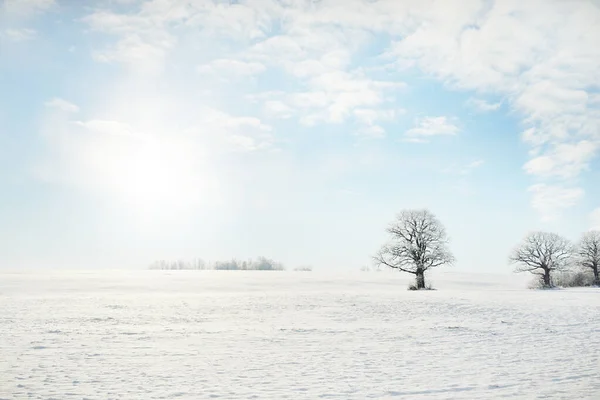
<box><xmin>244</xmin><ymin>71</ymin><xmax>404</xmax><ymax>128</ymax></box>
<box><xmin>286</xmin><ymin>51</ymin><xmax>351</xmax><ymax>79</ymax></box>
<box><xmin>358</xmin><ymin>125</ymin><xmax>386</xmax><ymax>139</ymax></box>
<box><xmin>591</xmin><ymin>208</ymin><xmax>600</xmax><ymax>230</ymax></box>
<box><xmin>197</xmin><ymin>59</ymin><xmax>266</xmax><ymax>77</ymax></box>
<box><xmin>442</xmin><ymin>159</ymin><xmax>484</xmax><ymax>176</ymax></box>
<box><xmin>461</xmin><ymin>159</ymin><xmax>484</xmax><ymax>175</ymax></box>
<box><xmin>521</xmin><ymin>127</ymin><xmax>548</xmax><ymax>148</ymax></box>
<box><xmin>60</xmin><ymin>0</ymin><xmax>600</xmax><ymax>221</ymax></box>
<box><xmin>246</xmin><ymin>91</ymin><xmax>286</xmax><ymax>102</ymax></box>
<box><xmin>2</xmin><ymin>0</ymin><xmax>55</xmax><ymax>16</ymax></box>
<box><xmin>405</xmin><ymin>116</ymin><xmax>459</xmax><ymax>141</ymax></box>
<box><xmin>240</xmin><ymin>10</ymin><xmax>405</xmax><ymax>129</ymax></box>
<box><xmin>264</xmin><ymin>101</ymin><xmax>294</xmax><ymax>119</ymax></box>
<box><xmin>353</xmin><ymin>108</ymin><xmax>402</xmax><ymax>138</ymax></box>
<box><xmin>184</xmin><ymin>108</ymin><xmax>275</xmax><ymax>153</ymax></box>
<box><xmin>81</xmin><ymin>1</ymin><xmax>283</xmax><ymax>74</ymax></box>
<box><xmin>467</xmin><ymin>97</ymin><xmax>501</xmax><ymax>112</ymax></box>
<box><xmin>401</xmin><ymin>137</ymin><xmax>430</xmax><ymax>144</ymax></box>
<box><xmin>72</xmin><ymin>120</ymin><xmax>136</xmax><ymax>138</ymax></box>
<box><xmin>380</xmin><ymin>1</ymin><xmax>600</xmax><ymax>217</ymax></box>
<box><xmin>528</xmin><ymin>184</ymin><xmax>584</xmax><ymax>222</ymax></box>
<box><xmin>523</xmin><ymin>140</ymin><xmax>598</xmax><ymax>179</ymax></box>
<box><xmin>228</xmin><ymin>134</ymin><xmax>274</xmax><ymax>152</ymax></box>
<box><xmin>82</xmin><ymin>10</ymin><xmax>176</xmax><ymax>75</ymax></box>
<box><xmin>353</xmin><ymin>109</ymin><xmax>399</xmax><ymax>126</ymax></box>
<box><xmin>90</xmin><ymin>34</ymin><xmax>174</xmax><ymax>75</ymax></box>
<box><xmin>78</xmin><ymin>1</ymin><xmax>404</xmax><ymax>132</ymax></box>
<box><xmin>515</xmin><ymin>81</ymin><xmax>589</xmax><ymax>122</ymax></box>
<box><xmin>465</xmin><ymin>159</ymin><xmax>484</xmax><ymax>170</ymax></box>
<box><xmin>3</xmin><ymin>28</ymin><xmax>36</xmax><ymax>41</ymax></box>
<box><xmin>44</xmin><ymin>98</ymin><xmax>79</xmax><ymax>113</ymax></box>
<box><xmin>283</xmin><ymin>71</ymin><xmax>405</xmax><ymax>126</ymax></box>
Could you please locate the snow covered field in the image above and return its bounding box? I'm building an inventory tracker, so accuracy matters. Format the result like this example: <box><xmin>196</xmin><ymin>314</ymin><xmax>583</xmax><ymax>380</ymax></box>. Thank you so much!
<box><xmin>1</xmin><ymin>270</ymin><xmax>598</xmax><ymax>399</ymax></box>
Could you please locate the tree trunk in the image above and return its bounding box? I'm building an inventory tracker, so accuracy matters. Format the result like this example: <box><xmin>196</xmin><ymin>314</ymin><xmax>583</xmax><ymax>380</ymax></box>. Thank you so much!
<box><xmin>593</xmin><ymin>265</ymin><xmax>599</xmax><ymax>286</ymax></box>
<box><xmin>416</xmin><ymin>270</ymin><xmax>425</xmax><ymax>289</ymax></box>
<box><xmin>543</xmin><ymin>268</ymin><xmax>552</xmax><ymax>287</ymax></box>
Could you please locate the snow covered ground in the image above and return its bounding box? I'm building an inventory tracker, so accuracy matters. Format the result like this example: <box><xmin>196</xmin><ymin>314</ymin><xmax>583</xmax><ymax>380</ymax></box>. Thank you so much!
<box><xmin>1</xmin><ymin>270</ymin><xmax>598</xmax><ymax>399</ymax></box>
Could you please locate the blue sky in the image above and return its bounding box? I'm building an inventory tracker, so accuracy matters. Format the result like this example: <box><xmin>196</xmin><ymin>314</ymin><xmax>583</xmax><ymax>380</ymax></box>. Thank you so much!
<box><xmin>1</xmin><ymin>0</ymin><xmax>599</xmax><ymax>271</ymax></box>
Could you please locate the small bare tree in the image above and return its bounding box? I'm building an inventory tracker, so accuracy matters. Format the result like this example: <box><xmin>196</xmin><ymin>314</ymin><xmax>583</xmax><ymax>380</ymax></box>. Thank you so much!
<box><xmin>576</xmin><ymin>230</ymin><xmax>600</xmax><ymax>285</ymax></box>
<box><xmin>509</xmin><ymin>232</ymin><xmax>573</xmax><ymax>287</ymax></box>
<box><xmin>374</xmin><ymin>209</ymin><xmax>454</xmax><ymax>289</ymax></box>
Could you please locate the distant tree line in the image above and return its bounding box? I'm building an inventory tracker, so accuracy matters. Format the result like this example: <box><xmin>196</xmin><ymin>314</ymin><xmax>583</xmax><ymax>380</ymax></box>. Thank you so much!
<box><xmin>148</xmin><ymin>256</ymin><xmax>286</xmax><ymax>271</ymax></box>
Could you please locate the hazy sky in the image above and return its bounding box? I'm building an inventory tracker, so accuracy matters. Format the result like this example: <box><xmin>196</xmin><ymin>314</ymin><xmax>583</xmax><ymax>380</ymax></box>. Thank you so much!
<box><xmin>1</xmin><ymin>0</ymin><xmax>599</xmax><ymax>271</ymax></box>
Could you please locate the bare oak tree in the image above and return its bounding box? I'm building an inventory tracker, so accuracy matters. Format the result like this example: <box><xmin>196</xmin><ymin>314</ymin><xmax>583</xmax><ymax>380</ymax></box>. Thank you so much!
<box><xmin>509</xmin><ymin>232</ymin><xmax>573</xmax><ymax>287</ymax></box>
<box><xmin>374</xmin><ymin>209</ymin><xmax>454</xmax><ymax>289</ymax></box>
<box><xmin>576</xmin><ymin>230</ymin><xmax>600</xmax><ymax>285</ymax></box>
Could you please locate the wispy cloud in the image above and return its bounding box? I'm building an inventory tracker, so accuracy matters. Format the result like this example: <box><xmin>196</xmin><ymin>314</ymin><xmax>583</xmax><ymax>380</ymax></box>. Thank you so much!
<box><xmin>441</xmin><ymin>159</ymin><xmax>485</xmax><ymax>197</ymax></box>
<box><xmin>2</xmin><ymin>0</ymin><xmax>55</xmax><ymax>16</ymax></box>
<box><xmin>383</xmin><ymin>1</ymin><xmax>600</xmax><ymax>217</ymax></box>
<box><xmin>405</xmin><ymin>116</ymin><xmax>459</xmax><ymax>142</ymax></box>
<box><xmin>263</xmin><ymin>101</ymin><xmax>294</xmax><ymax>119</ymax></box>
<box><xmin>443</xmin><ymin>159</ymin><xmax>485</xmax><ymax>176</ymax></box>
<box><xmin>467</xmin><ymin>97</ymin><xmax>501</xmax><ymax>112</ymax></box>
<box><xmin>187</xmin><ymin>108</ymin><xmax>275</xmax><ymax>153</ymax></box>
<box><xmin>353</xmin><ymin>109</ymin><xmax>398</xmax><ymax>126</ymax></box>
<box><xmin>71</xmin><ymin>120</ymin><xmax>136</xmax><ymax>138</ymax></box>
<box><xmin>288</xmin><ymin>72</ymin><xmax>405</xmax><ymax>128</ymax></box>
<box><xmin>3</xmin><ymin>28</ymin><xmax>36</xmax><ymax>41</ymax></box>
<box><xmin>353</xmin><ymin>108</ymin><xmax>403</xmax><ymax>138</ymax></box>
<box><xmin>401</xmin><ymin>137</ymin><xmax>430</xmax><ymax>144</ymax></box>
<box><xmin>33</xmin><ymin>0</ymin><xmax>600</xmax><ymax>222</ymax></box>
<box><xmin>528</xmin><ymin>184</ymin><xmax>584</xmax><ymax>222</ymax></box>
<box><xmin>197</xmin><ymin>59</ymin><xmax>266</xmax><ymax>78</ymax></box>
<box><xmin>44</xmin><ymin>98</ymin><xmax>79</xmax><ymax>113</ymax></box>
<box><xmin>523</xmin><ymin>140</ymin><xmax>598</xmax><ymax>179</ymax></box>
<box><xmin>82</xmin><ymin>10</ymin><xmax>175</xmax><ymax>75</ymax></box>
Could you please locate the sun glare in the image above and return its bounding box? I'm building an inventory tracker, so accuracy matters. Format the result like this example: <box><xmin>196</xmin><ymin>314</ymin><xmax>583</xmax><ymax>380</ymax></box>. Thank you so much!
<box><xmin>99</xmin><ymin>135</ymin><xmax>217</xmax><ymax>221</ymax></box>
